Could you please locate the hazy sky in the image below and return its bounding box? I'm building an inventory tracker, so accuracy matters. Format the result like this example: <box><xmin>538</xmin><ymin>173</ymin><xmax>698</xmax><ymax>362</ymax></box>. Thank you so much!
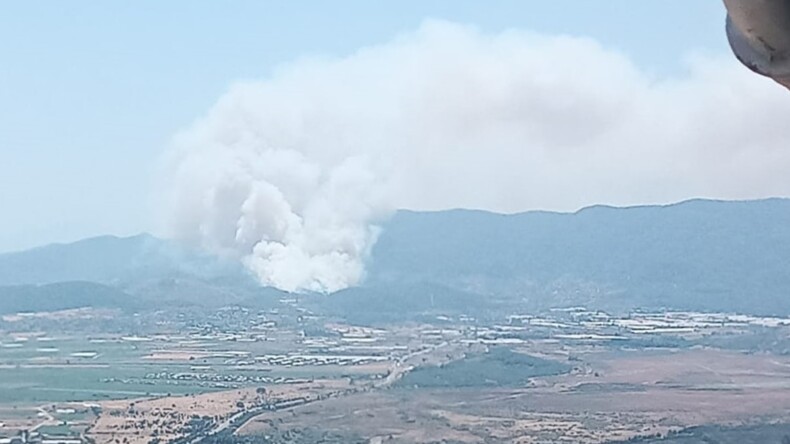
<box><xmin>0</xmin><ymin>1</ymin><xmax>746</xmax><ymax>252</ymax></box>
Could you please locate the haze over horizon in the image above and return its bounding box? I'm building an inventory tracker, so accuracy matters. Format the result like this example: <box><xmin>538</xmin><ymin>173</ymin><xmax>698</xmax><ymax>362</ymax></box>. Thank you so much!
<box><xmin>6</xmin><ymin>195</ymin><xmax>789</xmax><ymax>252</ymax></box>
<box><xmin>4</xmin><ymin>2</ymin><xmax>790</xmax><ymax>291</ymax></box>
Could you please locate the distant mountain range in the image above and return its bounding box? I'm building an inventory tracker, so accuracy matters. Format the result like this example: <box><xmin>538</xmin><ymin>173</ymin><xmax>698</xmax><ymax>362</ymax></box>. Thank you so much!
<box><xmin>367</xmin><ymin>198</ymin><xmax>790</xmax><ymax>315</ymax></box>
<box><xmin>1</xmin><ymin>198</ymin><xmax>789</xmax><ymax>316</ymax></box>
<box><xmin>0</xmin><ymin>233</ymin><xmax>246</xmax><ymax>286</ymax></box>
<box><xmin>0</xmin><ymin>281</ymin><xmax>133</xmax><ymax>315</ymax></box>
<box><xmin>0</xmin><ymin>233</ymin><xmax>264</xmax><ymax>313</ymax></box>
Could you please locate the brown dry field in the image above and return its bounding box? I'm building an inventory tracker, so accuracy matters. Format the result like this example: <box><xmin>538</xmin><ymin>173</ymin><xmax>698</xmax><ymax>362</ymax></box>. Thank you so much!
<box><xmin>88</xmin><ymin>379</ymin><xmax>352</xmax><ymax>444</ymax></box>
<box><xmin>90</xmin><ymin>388</ymin><xmax>261</xmax><ymax>444</ymax></box>
<box><xmin>237</xmin><ymin>389</ymin><xmax>673</xmax><ymax>444</ymax></box>
<box><xmin>584</xmin><ymin>348</ymin><xmax>790</xmax><ymax>387</ymax></box>
<box><xmin>346</xmin><ymin>362</ymin><xmax>392</xmax><ymax>373</ymax></box>
<box><xmin>237</xmin><ymin>349</ymin><xmax>790</xmax><ymax>443</ymax></box>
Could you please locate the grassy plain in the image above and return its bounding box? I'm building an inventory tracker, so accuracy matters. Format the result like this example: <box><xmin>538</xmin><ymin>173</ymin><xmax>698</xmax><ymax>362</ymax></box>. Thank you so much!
<box><xmin>238</xmin><ymin>349</ymin><xmax>790</xmax><ymax>443</ymax></box>
<box><xmin>0</xmin><ymin>331</ymin><xmax>388</xmax><ymax>407</ymax></box>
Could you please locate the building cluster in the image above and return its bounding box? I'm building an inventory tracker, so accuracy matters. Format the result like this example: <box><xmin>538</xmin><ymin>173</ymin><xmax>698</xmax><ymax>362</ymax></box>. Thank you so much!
<box><xmin>253</xmin><ymin>353</ymin><xmax>387</xmax><ymax>367</ymax></box>
<box><xmin>426</xmin><ymin>308</ymin><xmax>790</xmax><ymax>345</ymax></box>
<box><xmin>0</xmin><ymin>430</ymin><xmax>83</xmax><ymax>444</ymax></box>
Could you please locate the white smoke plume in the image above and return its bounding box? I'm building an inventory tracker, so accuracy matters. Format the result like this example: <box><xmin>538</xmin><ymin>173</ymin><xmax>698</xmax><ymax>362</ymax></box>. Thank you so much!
<box><xmin>164</xmin><ymin>21</ymin><xmax>790</xmax><ymax>293</ymax></box>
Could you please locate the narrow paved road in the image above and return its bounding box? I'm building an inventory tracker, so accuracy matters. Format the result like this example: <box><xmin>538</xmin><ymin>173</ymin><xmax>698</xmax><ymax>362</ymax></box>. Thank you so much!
<box><xmin>31</xmin><ymin>406</ymin><xmax>56</xmax><ymax>432</ymax></box>
<box><xmin>190</xmin><ymin>339</ymin><xmax>457</xmax><ymax>443</ymax></box>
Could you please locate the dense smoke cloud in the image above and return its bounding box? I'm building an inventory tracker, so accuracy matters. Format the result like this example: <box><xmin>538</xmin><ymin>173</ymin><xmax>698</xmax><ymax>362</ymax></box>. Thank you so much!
<box><xmin>164</xmin><ymin>21</ymin><xmax>790</xmax><ymax>293</ymax></box>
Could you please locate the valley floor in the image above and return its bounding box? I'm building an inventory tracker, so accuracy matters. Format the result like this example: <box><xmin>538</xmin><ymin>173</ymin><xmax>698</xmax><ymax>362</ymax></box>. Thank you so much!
<box><xmin>2</xmin><ymin>304</ymin><xmax>790</xmax><ymax>444</ymax></box>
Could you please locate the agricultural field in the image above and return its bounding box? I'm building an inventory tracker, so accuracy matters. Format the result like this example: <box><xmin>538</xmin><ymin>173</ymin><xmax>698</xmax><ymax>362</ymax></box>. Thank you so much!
<box><xmin>0</xmin><ymin>326</ymin><xmax>396</xmax><ymax>406</ymax></box>
<box><xmin>4</xmin><ymin>304</ymin><xmax>790</xmax><ymax>444</ymax></box>
<box><xmin>396</xmin><ymin>347</ymin><xmax>570</xmax><ymax>388</ymax></box>
<box><xmin>236</xmin><ymin>348</ymin><xmax>790</xmax><ymax>444</ymax></box>
<box><xmin>0</xmin><ymin>306</ymin><xmax>413</xmax><ymax>442</ymax></box>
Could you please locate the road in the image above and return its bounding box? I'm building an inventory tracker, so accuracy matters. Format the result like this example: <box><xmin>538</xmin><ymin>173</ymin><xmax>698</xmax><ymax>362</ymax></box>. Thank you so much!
<box><xmin>188</xmin><ymin>339</ymin><xmax>457</xmax><ymax>443</ymax></box>
<box><xmin>375</xmin><ymin>340</ymin><xmax>450</xmax><ymax>388</ymax></box>
<box><xmin>31</xmin><ymin>406</ymin><xmax>55</xmax><ymax>432</ymax></box>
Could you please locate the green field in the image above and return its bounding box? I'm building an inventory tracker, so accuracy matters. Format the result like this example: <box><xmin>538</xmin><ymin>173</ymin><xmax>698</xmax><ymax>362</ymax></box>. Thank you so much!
<box><xmin>0</xmin><ymin>337</ymin><xmax>149</xmax><ymax>363</ymax></box>
<box><xmin>36</xmin><ymin>424</ymin><xmax>78</xmax><ymax>437</ymax></box>
<box><xmin>0</xmin><ymin>334</ymin><xmax>384</xmax><ymax>405</ymax></box>
<box><xmin>396</xmin><ymin>347</ymin><xmax>570</xmax><ymax>388</ymax></box>
<box><xmin>0</xmin><ymin>365</ymin><xmax>223</xmax><ymax>403</ymax></box>
<box><xmin>612</xmin><ymin>424</ymin><xmax>790</xmax><ymax>443</ymax></box>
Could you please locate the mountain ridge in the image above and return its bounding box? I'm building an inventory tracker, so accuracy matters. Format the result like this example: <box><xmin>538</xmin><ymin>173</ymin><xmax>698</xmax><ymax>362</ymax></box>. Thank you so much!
<box><xmin>1</xmin><ymin>198</ymin><xmax>789</xmax><ymax>316</ymax></box>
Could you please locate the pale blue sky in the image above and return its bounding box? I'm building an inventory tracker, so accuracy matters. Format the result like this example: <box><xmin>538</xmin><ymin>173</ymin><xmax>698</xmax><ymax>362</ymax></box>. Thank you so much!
<box><xmin>0</xmin><ymin>1</ymin><xmax>729</xmax><ymax>252</ymax></box>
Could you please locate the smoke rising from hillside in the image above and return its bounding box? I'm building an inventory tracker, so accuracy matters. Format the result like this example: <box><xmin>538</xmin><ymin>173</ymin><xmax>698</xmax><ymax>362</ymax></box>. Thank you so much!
<box><xmin>164</xmin><ymin>21</ymin><xmax>790</xmax><ymax>293</ymax></box>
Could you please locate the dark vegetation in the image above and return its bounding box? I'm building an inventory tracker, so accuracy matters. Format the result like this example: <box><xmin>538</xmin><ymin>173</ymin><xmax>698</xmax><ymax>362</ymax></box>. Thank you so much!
<box><xmin>396</xmin><ymin>347</ymin><xmax>570</xmax><ymax>388</ymax></box>
<box><xmin>612</xmin><ymin>423</ymin><xmax>790</xmax><ymax>444</ymax></box>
